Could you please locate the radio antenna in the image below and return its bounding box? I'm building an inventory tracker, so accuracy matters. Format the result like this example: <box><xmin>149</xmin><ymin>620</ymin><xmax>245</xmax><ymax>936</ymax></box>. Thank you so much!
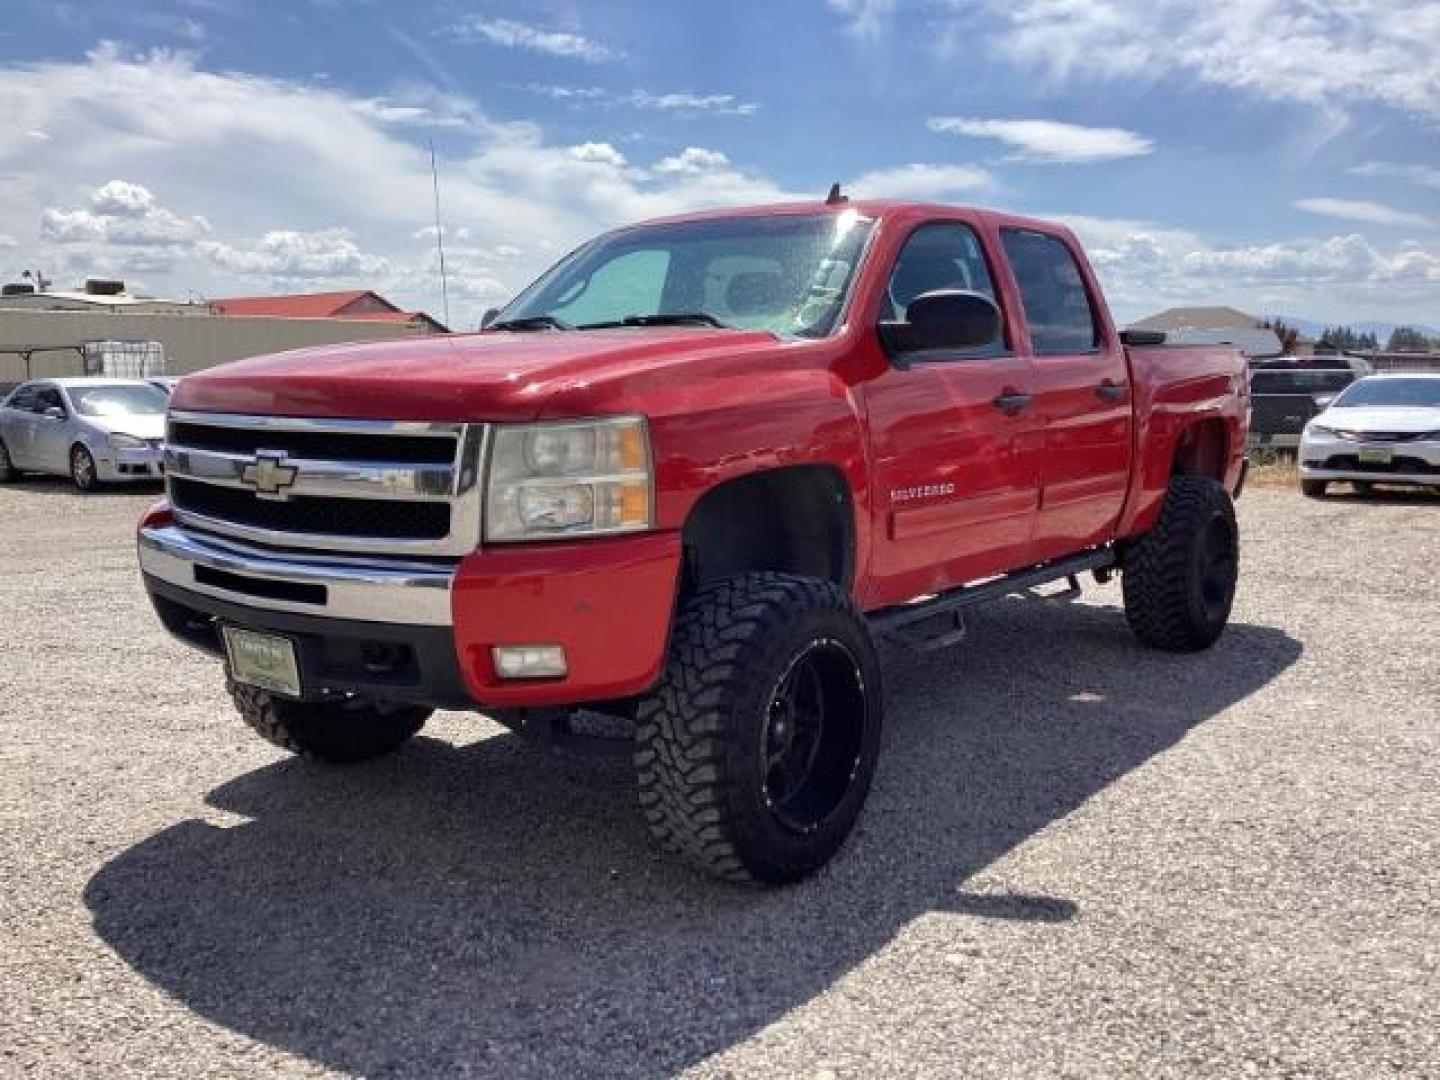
<box><xmin>429</xmin><ymin>139</ymin><xmax>452</xmax><ymax>330</ymax></box>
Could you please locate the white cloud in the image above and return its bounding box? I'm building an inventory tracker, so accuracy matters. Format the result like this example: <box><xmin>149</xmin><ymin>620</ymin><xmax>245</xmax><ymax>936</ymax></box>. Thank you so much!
<box><xmin>827</xmin><ymin>0</ymin><xmax>898</xmax><ymax>39</ymax></box>
<box><xmin>450</xmin><ymin>18</ymin><xmax>614</xmax><ymax>62</ymax></box>
<box><xmin>41</xmin><ymin>180</ymin><xmax>212</xmax><ymax>247</ymax></box>
<box><xmin>627</xmin><ymin>91</ymin><xmax>759</xmax><ymax>117</ymax></box>
<box><xmin>1351</xmin><ymin>162</ymin><xmax>1440</xmax><ymax>191</ymax></box>
<box><xmin>0</xmin><ymin>46</ymin><xmax>796</xmax><ymax>326</ymax></box>
<box><xmin>927</xmin><ymin>117</ymin><xmax>1153</xmax><ymax>163</ymax></box>
<box><xmin>849</xmin><ymin>163</ymin><xmax>995</xmax><ymax>199</ymax></box>
<box><xmin>1296</xmin><ymin>197</ymin><xmax>1433</xmax><ymax>229</ymax></box>
<box><xmin>970</xmin><ymin>0</ymin><xmax>1440</xmax><ymax>124</ymax></box>
<box><xmin>654</xmin><ymin>147</ymin><xmax>731</xmax><ymax>175</ymax></box>
<box><xmin>200</xmin><ymin>228</ymin><xmax>388</xmax><ymax>280</ymax></box>
<box><xmin>1055</xmin><ymin>212</ymin><xmax>1440</xmax><ymax>323</ymax></box>
<box><xmin>520</xmin><ymin>85</ymin><xmax>759</xmax><ymax>116</ymax></box>
<box><xmin>90</xmin><ymin>179</ymin><xmax>158</xmax><ymax>216</ymax></box>
<box><xmin>0</xmin><ymin>234</ymin><xmax>16</xmax><ymax>248</ymax></box>
<box><xmin>522</xmin><ymin>84</ymin><xmax>609</xmax><ymax>102</ymax></box>
<box><xmin>568</xmin><ymin>141</ymin><xmax>628</xmax><ymax>167</ymax></box>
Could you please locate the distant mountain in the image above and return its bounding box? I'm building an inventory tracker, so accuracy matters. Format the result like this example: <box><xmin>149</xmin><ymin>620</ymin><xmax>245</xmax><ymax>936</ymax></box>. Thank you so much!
<box><xmin>1273</xmin><ymin>316</ymin><xmax>1440</xmax><ymax>343</ymax></box>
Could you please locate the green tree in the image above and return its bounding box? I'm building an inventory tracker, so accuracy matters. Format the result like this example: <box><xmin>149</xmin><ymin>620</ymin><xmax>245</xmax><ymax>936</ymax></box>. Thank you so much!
<box><xmin>1260</xmin><ymin>319</ymin><xmax>1299</xmax><ymax>355</ymax></box>
<box><xmin>1385</xmin><ymin>326</ymin><xmax>1433</xmax><ymax>352</ymax></box>
<box><xmin>1318</xmin><ymin>326</ymin><xmax>1380</xmax><ymax>353</ymax></box>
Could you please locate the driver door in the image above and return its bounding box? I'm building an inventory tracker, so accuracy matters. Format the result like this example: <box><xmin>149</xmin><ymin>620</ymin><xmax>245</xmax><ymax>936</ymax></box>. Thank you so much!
<box><xmin>2</xmin><ymin>384</ymin><xmax>41</xmax><ymax>467</ymax></box>
<box><xmin>860</xmin><ymin>219</ymin><xmax>1040</xmax><ymax>607</ymax></box>
<box><xmin>31</xmin><ymin>385</ymin><xmax>73</xmax><ymax>473</ymax></box>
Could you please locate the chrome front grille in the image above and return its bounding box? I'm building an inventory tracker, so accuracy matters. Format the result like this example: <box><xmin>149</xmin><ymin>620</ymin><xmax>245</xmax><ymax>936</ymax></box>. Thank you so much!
<box><xmin>164</xmin><ymin>411</ymin><xmax>485</xmax><ymax>556</ymax></box>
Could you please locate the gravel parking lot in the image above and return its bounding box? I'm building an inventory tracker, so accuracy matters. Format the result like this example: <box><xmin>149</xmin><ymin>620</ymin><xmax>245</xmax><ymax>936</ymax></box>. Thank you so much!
<box><xmin>1</xmin><ymin>478</ymin><xmax>1436</xmax><ymax>1079</ymax></box>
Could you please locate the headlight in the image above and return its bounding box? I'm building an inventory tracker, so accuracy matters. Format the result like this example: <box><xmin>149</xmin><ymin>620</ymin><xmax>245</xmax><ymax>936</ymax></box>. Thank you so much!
<box><xmin>108</xmin><ymin>433</ymin><xmax>147</xmax><ymax>449</ymax></box>
<box><xmin>485</xmin><ymin>417</ymin><xmax>651</xmax><ymax>542</ymax></box>
<box><xmin>1305</xmin><ymin>424</ymin><xmax>1337</xmax><ymax>438</ymax></box>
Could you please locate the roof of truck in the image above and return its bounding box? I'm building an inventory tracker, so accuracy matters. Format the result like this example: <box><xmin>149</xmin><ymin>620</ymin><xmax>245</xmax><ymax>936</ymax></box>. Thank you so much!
<box><xmin>629</xmin><ymin>199</ymin><xmax>1074</xmax><ymax>237</ymax></box>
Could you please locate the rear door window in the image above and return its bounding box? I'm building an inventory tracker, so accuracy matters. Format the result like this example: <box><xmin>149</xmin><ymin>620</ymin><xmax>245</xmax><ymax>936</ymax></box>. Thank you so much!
<box><xmin>5</xmin><ymin>384</ymin><xmax>39</xmax><ymax>412</ymax></box>
<box><xmin>1000</xmin><ymin>229</ymin><xmax>1101</xmax><ymax>355</ymax></box>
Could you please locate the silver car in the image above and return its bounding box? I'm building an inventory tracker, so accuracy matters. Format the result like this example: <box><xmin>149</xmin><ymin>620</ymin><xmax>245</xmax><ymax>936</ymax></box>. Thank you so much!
<box><xmin>1299</xmin><ymin>373</ymin><xmax>1440</xmax><ymax>497</ymax></box>
<box><xmin>0</xmin><ymin>378</ymin><xmax>167</xmax><ymax>490</ymax></box>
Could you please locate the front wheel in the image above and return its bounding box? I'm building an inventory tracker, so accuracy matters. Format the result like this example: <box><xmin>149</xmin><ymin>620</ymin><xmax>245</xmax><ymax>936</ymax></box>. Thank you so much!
<box><xmin>635</xmin><ymin>573</ymin><xmax>883</xmax><ymax>885</ymax></box>
<box><xmin>1301</xmin><ymin>479</ymin><xmax>1328</xmax><ymax>498</ymax></box>
<box><xmin>227</xmin><ymin>678</ymin><xmax>431</xmax><ymax>763</ymax></box>
<box><xmin>1122</xmin><ymin>476</ymin><xmax>1239</xmax><ymax>652</ymax></box>
<box><xmin>0</xmin><ymin>439</ymin><xmax>18</xmax><ymax>483</ymax></box>
<box><xmin>71</xmin><ymin>444</ymin><xmax>99</xmax><ymax>491</ymax></box>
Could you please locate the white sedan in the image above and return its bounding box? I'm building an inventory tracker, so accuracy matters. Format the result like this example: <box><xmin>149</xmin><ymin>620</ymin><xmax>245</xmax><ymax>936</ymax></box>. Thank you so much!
<box><xmin>1299</xmin><ymin>373</ymin><xmax>1440</xmax><ymax>497</ymax></box>
<box><xmin>0</xmin><ymin>378</ymin><xmax>167</xmax><ymax>490</ymax></box>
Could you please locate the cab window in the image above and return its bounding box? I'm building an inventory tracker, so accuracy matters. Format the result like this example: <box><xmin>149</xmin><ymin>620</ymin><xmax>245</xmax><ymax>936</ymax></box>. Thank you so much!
<box><xmin>35</xmin><ymin>387</ymin><xmax>66</xmax><ymax>415</ymax></box>
<box><xmin>886</xmin><ymin>221</ymin><xmax>1005</xmax><ymax>354</ymax></box>
<box><xmin>1000</xmin><ymin>229</ymin><xmax>1101</xmax><ymax>355</ymax></box>
<box><xmin>5</xmin><ymin>384</ymin><xmax>39</xmax><ymax>412</ymax></box>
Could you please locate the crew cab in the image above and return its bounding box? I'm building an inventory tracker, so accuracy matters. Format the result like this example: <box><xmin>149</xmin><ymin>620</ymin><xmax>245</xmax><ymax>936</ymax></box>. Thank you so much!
<box><xmin>138</xmin><ymin>199</ymin><xmax>1248</xmax><ymax>885</ymax></box>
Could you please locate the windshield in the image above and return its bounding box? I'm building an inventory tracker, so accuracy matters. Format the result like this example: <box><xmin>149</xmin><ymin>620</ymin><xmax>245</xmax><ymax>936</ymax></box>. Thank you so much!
<box><xmin>497</xmin><ymin>211</ymin><xmax>874</xmax><ymax>338</ymax></box>
<box><xmin>1333</xmin><ymin>378</ymin><xmax>1440</xmax><ymax>408</ymax></box>
<box><xmin>1252</xmin><ymin>370</ymin><xmax>1356</xmax><ymax>394</ymax></box>
<box><xmin>66</xmin><ymin>383</ymin><xmax>169</xmax><ymax>417</ymax></box>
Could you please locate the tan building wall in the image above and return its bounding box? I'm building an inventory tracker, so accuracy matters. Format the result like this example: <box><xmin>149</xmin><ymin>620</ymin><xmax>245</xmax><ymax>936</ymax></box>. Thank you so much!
<box><xmin>0</xmin><ymin>310</ymin><xmax>432</xmax><ymax>383</ymax></box>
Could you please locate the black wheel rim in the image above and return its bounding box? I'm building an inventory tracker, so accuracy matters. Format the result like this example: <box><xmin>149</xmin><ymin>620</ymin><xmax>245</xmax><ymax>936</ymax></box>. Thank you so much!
<box><xmin>760</xmin><ymin>638</ymin><xmax>868</xmax><ymax>834</ymax></box>
<box><xmin>1198</xmin><ymin>515</ymin><xmax>1237</xmax><ymax>619</ymax></box>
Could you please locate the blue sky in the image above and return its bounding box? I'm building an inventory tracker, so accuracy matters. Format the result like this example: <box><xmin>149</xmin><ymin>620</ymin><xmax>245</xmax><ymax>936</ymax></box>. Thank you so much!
<box><xmin>1</xmin><ymin>0</ymin><xmax>1436</xmax><ymax>329</ymax></box>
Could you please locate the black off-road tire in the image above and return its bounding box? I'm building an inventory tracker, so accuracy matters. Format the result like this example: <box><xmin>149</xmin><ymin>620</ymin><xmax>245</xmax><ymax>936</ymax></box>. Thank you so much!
<box><xmin>0</xmin><ymin>439</ymin><xmax>18</xmax><ymax>483</ymax></box>
<box><xmin>1122</xmin><ymin>476</ymin><xmax>1239</xmax><ymax>652</ymax></box>
<box><xmin>1301</xmin><ymin>478</ymin><xmax>1328</xmax><ymax>498</ymax></box>
<box><xmin>226</xmin><ymin>678</ymin><xmax>430</xmax><ymax>763</ymax></box>
<box><xmin>70</xmin><ymin>443</ymin><xmax>100</xmax><ymax>492</ymax></box>
<box><xmin>635</xmin><ymin>573</ymin><xmax>883</xmax><ymax>885</ymax></box>
<box><xmin>1353</xmin><ymin>481</ymin><xmax>1374</xmax><ymax>496</ymax></box>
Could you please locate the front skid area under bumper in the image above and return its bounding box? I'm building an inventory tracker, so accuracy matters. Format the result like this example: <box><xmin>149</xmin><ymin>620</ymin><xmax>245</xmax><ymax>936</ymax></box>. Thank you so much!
<box><xmin>139</xmin><ymin>514</ymin><xmax>683</xmax><ymax>709</ymax></box>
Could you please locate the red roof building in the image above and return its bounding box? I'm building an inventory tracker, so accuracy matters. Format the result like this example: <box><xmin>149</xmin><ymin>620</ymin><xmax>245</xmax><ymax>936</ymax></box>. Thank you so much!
<box><xmin>209</xmin><ymin>290</ymin><xmax>447</xmax><ymax>332</ymax></box>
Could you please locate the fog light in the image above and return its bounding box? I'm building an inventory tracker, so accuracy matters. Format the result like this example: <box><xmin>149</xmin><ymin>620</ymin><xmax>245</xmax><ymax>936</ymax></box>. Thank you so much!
<box><xmin>492</xmin><ymin>644</ymin><xmax>568</xmax><ymax>679</ymax></box>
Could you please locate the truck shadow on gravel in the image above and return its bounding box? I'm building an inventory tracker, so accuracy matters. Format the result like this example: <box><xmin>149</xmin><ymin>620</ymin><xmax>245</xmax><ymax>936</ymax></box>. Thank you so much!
<box><xmin>85</xmin><ymin>600</ymin><xmax>1301</xmax><ymax>1078</ymax></box>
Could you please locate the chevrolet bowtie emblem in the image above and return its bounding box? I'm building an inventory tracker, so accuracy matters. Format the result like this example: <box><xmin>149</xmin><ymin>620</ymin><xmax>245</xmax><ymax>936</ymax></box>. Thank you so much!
<box><xmin>242</xmin><ymin>450</ymin><xmax>299</xmax><ymax>498</ymax></box>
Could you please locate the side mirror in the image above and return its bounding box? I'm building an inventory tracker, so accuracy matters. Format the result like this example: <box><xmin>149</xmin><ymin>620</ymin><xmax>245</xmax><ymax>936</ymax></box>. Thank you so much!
<box><xmin>877</xmin><ymin>290</ymin><xmax>1001</xmax><ymax>363</ymax></box>
<box><xmin>1312</xmin><ymin>393</ymin><xmax>1336</xmax><ymax>409</ymax></box>
<box><xmin>42</xmin><ymin>406</ymin><xmax>65</xmax><ymax>420</ymax></box>
<box><xmin>480</xmin><ymin>307</ymin><xmax>501</xmax><ymax>329</ymax></box>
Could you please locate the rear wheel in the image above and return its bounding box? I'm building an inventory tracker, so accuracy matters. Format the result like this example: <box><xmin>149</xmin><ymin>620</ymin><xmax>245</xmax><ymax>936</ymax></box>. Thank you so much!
<box><xmin>635</xmin><ymin>573</ymin><xmax>882</xmax><ymax>885</ymax></box>
<box><xmin>0</xmin><ymin>439</ymin><xmax>17</xmax><ymax>483</ymax></box>
<box><xmin>1122</xmin><ymin>476</ymin><xmax>1239</xmax><ymax>652</ymax></box>
<box><xmin>70</xmin><ymin>444</ymin><xmax>99</xmax><ymax>492</ymax></box>
<box><xmin>227</xmin><ymin>678</ymin><xmax>430</xmax><ymax>763</ymax></box>
<box><xmin>1353</xmin><ymin>481</ymin><xmax>1374</xmax><ymax>496</ymax></box>
<box><xmin>1301</xmin><ymin>478</ymin><xmax>1328</xmax><ymax>498</ymax></box>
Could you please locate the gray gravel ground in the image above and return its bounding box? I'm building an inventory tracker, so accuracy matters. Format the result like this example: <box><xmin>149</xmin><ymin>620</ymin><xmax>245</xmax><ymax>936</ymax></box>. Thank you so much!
<box><xmin>1</xmin><ymin>477</ymin><xmax>1437</xmax><ymax>1079</ymax></box>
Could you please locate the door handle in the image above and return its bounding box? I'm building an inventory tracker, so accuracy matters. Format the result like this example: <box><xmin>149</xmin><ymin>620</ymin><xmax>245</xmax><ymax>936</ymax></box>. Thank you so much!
<box><xmin>992</xmin><ymin>390</ymin><xmax>1033</xmax><ymax>414</ymax></box>
<box><xmin>1096</xmin><ymin>379</ymin><xmax>1128</xmax><ymax>401</ymax></box>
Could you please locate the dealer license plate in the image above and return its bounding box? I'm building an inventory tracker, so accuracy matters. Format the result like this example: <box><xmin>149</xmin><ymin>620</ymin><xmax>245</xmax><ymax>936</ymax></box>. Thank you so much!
<box><xmin>1357</xmin><ymin>447</ymin><xmax>1393</xmax><ymax>465</ymax></box>
<box><xmin>222</xmin><ymin>626</ymin><xmax>302</xmax><ymax>697</ymax></box>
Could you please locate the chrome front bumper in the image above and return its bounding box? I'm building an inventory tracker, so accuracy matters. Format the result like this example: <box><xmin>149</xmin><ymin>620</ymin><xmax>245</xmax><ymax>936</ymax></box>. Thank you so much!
<box><xmin>137</xmin><ymin>523</ymin><xmax>457</xmax><ymax>626</ymax></box>
<box><xmin>98</xmin><ymin>444</ymin><xmax>165</xmax><ymax>481</ymax></box>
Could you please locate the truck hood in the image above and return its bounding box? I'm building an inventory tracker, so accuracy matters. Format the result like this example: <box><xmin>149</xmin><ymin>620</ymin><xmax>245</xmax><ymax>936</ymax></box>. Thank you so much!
<box><xmin>1316</xmin><ymin>405</ymin><xmax>1440</xmax><ymax>434</ymax></box>
<box><xmin>171</xmin><ymin>328</ymin><xmax>786</xmax><ymax>421</ymax></box>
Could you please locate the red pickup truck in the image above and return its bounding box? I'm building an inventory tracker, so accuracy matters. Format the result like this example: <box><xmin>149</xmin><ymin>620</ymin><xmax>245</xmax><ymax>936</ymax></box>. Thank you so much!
<box><xmin>139</xmin><ymin>198</ymin><xmax>1248</xmax><ymax>884</ymax></box>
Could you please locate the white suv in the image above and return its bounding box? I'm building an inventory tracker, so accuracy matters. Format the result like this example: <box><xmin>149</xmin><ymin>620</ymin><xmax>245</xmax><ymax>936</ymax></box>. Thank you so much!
<box><xmin>1299</xmin><ymin>373</ymin><xmax>1440</xmax><ymax>497</ymax></box>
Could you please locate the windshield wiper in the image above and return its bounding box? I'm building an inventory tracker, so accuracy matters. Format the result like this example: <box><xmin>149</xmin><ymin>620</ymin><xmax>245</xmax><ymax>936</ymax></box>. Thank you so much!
<box><xmin>576</xmin><ymin>311</ymin><xmax>734</xmax><ymax>330</ymax></box>
<box><xmin>487</xmin><ymin>315</ymin><xmax>575</xmax><ymax>332</ymax></box>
